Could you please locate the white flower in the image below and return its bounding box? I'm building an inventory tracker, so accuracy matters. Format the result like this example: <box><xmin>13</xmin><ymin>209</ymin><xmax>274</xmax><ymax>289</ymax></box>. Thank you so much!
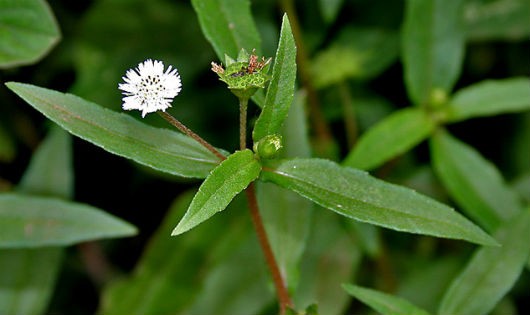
<box><xmin>118</xmin><ymin>59</ymin><xmax>182</xmax><ymax>117</ymax></box>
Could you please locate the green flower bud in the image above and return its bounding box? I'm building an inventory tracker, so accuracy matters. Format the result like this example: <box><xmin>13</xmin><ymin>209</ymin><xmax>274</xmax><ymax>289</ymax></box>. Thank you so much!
<box><xmin>254</xmin><ymin>134</ymin><xmax>283</xmax><ymax>160</ymax></box>
<box><xmin>211</xmin><ymin>48</ymin><xmax>272</xmax><ymax>100</ymax></box>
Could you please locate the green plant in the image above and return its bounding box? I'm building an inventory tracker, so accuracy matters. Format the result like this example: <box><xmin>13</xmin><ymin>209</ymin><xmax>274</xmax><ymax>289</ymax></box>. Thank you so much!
<box><xmin>1</xmin><ymin>0</ymin><xmax>529</xmax><ymax>314</ymax></box>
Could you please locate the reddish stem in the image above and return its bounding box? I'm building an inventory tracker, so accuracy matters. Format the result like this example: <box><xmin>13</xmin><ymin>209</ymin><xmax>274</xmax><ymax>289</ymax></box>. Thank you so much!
<box><xmin>245</xmin><ymin>183</ymin><xmax>293</xmax><ymax>314</ymax></box>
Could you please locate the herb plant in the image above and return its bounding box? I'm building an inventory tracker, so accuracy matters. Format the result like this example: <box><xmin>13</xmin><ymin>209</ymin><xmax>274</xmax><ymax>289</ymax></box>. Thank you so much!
<box><xmin>1</xmin><ymin>0</ymin><xmax>529</xmax><ymax>314</ymax></box>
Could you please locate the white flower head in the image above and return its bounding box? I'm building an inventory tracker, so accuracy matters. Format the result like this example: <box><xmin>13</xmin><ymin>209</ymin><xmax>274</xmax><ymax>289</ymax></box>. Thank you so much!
<box><xmin>119</xmin><ymin>59</ymin><xmax>182</xmax><ymax>117</ymax></box>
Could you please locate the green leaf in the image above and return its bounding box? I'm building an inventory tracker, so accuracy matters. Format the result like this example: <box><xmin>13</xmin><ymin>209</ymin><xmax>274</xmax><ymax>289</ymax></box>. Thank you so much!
<box><xmin>447</xmin><ymin>77</ymin><xmax>530</xmax><ymax>122</ymax></box>
<box><xmin>318</xmin><ymin>0</ymin><xmax>344</xmax><ymax>24</ymax></box>
<box><xmin>6</xmin><ymin>82</ymin><xmax>223</xmax><ymax>179</ymax></box>
<box><xmin>311</xmin><ymin>28</ymin><xmax>399</xmax><ymax>89</ymax></box>
<box><xmin>0</xmin><ymin>126</ymin><xmax>71</xmax><ymax>315</ymax></box>
<box><xmin>191</xmin><ymin>0</ymin><xmax>261</xmax><ymax>59</ymax></box>
<box><xmin>402</xmin><ymin>0</ymin><xmax>465</xmax><ymax>105</ymax></box>
<box><xmin>439</xmin><ymin>209</ymin><xmax>530</xmax><ymax>315</ymax></box>
<box><xmin>100</xmin><ymin>192</ymin><xmax>248</xmax><ymax>315</ymax></box>
<box><xmin>0</xmin><ymin>0</ymin><xmax>60</xmax><ymax>68</ymax></box>
<box><xmin>253</xmin><ymin>14</ymin><xmax>297</xmax><ymax>143</ymax></box>
<box><xmin>465</xmin><ymin>0</ymin><xmax>530</xmax><ymax>41</ymax></box>
<box><xmin>172</xmin><ymin>150</ymin><xmax>261</xmax><ymax>235</ymax></box>
<box><xmin>0</xmin><ymin>248</ymin><xmax>63</xmax><ymax>315</ymax></box>
<box><xmin>343</xmin><ymin>108</ymin><xmax>436</xmax><ymax>171</ymax></box>
<box><xmin>294</xmin><ymin>210</ymin><xmax>362</xmax><ymax>315</ymax></box>
<box><xmin>0</xmin><ymin>193</ymin><xmax>137</xmax><ymax>248</ymax></box>
<box><xmin>262</xmin><ymin>158</ymin><xmax>498</xmax><ymax>246</ymax></box>
<box><xmin>343</xmin><ymin>284</ymin><xmax>431</xmax><ymax>315</ymax></box>
<box><xmin>18</xmin><ymin>127</ymin><xmax>73</xmax><ymax>199</ymax></box>
<box><xmin>431</xmin><ymin>130</ymin><xmax>523</xmax><ymax>232</ymax></box>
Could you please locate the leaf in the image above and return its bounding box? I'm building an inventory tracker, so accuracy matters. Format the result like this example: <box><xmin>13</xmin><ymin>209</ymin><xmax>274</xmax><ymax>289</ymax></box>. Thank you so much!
<box><xmin>431</xmin><ymin>130</ymin><xmax>523</xmax><ymax>232</ymax></box>
<box><xmin>191</xmin><ymin>0</ymin><xmax>261</xmax><ymax>59</ymax></box>
<box><xmin>318</xmin><ymin>0</ymin><xmax>344</xmax><ymax>24</ymax></box>
<box><xmin>343</xmin><ymin>284</ymin><xmax>431</xmax><ymax>315</ymax></box>
<box><xmin>6</xmin><ymin>82</ymin><xmax>223</xmax><ymax>178</ymax></box>
<box><xmin>0</xmin><ymin>0</ymin><xmax>60</xmax><ymax>68</ymax></box>
<box><xmin>447</xmin><ymin>77</ymin><xmax>530</xmax><ymax>122</ymax></box>
<box><xmin>311</xmin><ymin>28</ymin><xmax>399</xmax><ymax>88</ymax></box>
<box><xmin>465</xmin><ymin>0</ymin><xmax>530</xmax><ymax>41</ymax></box>
<box><xmin>172</xmin><ymin>150</ymin><xmax>261</xmax><ymax>235</ymax></box>
<box><xmin>343</xmin><ymin>108</ymin><xmax>436</xmax><ymax>171</ymax></box>
<box><xmin>0</xmin><ymin>126</ymin><xmax>71</xmax><ymax>315</ymax></box>
<box><xmin>439</xmin><ymin>209</ymin><xmax>530</xmax><ymax>315</ymax></box>
<box><xmin>0</xmin><ymin>248</ymin><xmax>63</xmax><ymax>315</ymax></box>
<box><xmin>253</xmin><ymin>14</ymin><xmax>297</xmax><ymax>143</ymax></box>
<box><xmin>0</xmin><ymin>193</ymin><xmax>137</xmax><ymax>248</ymax></box>
<box><xmin>18</xmin><ymin>127</ymin><xmax>73</xmax><ymax>199</ymax></box>
<box><xmin>100</xmin><ymin>192</ymin><xmax>248</xmax><ymax>315</ymax></box>
<box><xmin>262</xmin><ymin>158</ymin><xmax>498</xmax><ymax>246</ymax></box>
<box><xmin>402</xmin><ymin>0</ymin><xmax>465</xmax><ymax>105</ymax></box>
<box><xmin>294</xmin><ymin>210</ymin><xmax>362</xmax><ymax>315</ymax></box>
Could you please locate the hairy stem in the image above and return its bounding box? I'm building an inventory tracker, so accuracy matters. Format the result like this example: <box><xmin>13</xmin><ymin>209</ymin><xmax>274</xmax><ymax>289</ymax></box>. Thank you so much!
<box><xmin>158</xmin><ymin>111</ymin><xmax>225</xmax><ymax>161</ymax></box>
<box><xmin>245</xmin><ymin>183</ymin><xmax>293</xmax><ymax>314</ymax></box>
<box><xmin>239</xmin><ymin>98</ymin><xmax>248</xmax><ymax>150</ymax></box>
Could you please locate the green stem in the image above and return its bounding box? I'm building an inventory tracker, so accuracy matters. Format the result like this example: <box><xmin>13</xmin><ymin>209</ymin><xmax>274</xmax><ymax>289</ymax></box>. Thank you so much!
<box><xmin>239</xmin><ymin>98</ymin><xmax>248</xmax><ymax>150</ymax></box>
<box><xmin>338</xmin><ymin>82</ymin><xmax>358</xmax><ymax>148</ymax></box>
<box><xmin>158</xmin><ymin>111</ymin><xmax>225</xmax><ymax>161</ymax></box>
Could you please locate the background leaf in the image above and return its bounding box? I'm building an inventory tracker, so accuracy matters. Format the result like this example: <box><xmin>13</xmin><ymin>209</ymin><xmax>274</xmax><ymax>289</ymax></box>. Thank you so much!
<box><xmin>402</xmin><ymin>0</ymin><xmax>465</xmax><ymax>105</ymax></box>
<box><xmin>0</xmin><ymin>0</ymin><xmax>60</xmax><ymax>68</ymax></box>
<box><xmin>0</xmin><ymin>127</ymin><xmax>71</xmax><ymax>315</ymax></box>
<box><xmin>343</xmin><ymin>108</ymin><xmax>435</xmax><ymax>170</ymax></box>
<box><xmin>191</xmin><ymin>0</ymin><xmax>261</xmax><ymax>59</ymax></box>
<box><xmin>311</xmin><ymin>28</ymin><xmax>399</xmax><ymax>89</ymax></box>
<box><xmin>447</xmin><ymin>77</ymin><xmax>530</xmax><ymax>122</ymax></box>
<box><xmin>172</xmin><ymin>149</ymin><xmax>261</xmax><ymax>235</ymax></box>
<box><xmin>0</xmin><ymin>123</ymin><xmax>15</xmax><ymax>162</ymax></box>
<box><xmin>318</xmin><ymin>0</ymin><xmax>344</xmax><ymax>24</ymax></box>
<box><xmin>431</xmin><ymin>130</ymin><xmax>523</xmax><ymax>231</ymax></box>
<box><xmin>343</xmin><ymin>284</ymin><xmax>431</xmax><ymax>315</ymax></box>
<box><xmin>262</xmin><ymin>158</ymin><xmax>497</xmax><ymax>246</ymax></box>
<box><xmin>253</xmin><ymin>14</ymin><xmax>297</xmax><ymax>143</ymax></box>
<box><xmin>0</xmin><ymin>193</ymin><xmax>137</xmax><ymax>248</ymax></box>
<box><xmin>6</xmin><ymin>82</ymin><xmax>223</xmax><ymax>178</ymax></box>
<box><xmin>439</xmin><ymin>209</ymin><xmax>530</xmax><ymax>315</ymax></box>
<box><xmin>465</xmin><ymin>0</ymin><xmax>530</xmax><ymax>41</ymax></box>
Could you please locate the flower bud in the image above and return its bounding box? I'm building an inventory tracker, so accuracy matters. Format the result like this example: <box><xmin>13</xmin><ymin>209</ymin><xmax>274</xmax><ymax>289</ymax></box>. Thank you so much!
<box><xmin>254</xmin><ymin>134</ymin><xmax>283</xmax><ymax>160</ymax></box>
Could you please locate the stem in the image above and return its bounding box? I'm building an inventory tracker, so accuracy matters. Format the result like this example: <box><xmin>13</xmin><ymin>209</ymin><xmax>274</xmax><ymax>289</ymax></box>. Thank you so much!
<box><xmin>338</xmin><ymin>82</ymin><xmax>358</xmax><ymax>148</ymax></box>
<box><xmin>158</xmin><ymin>111</ymin><xmax>225</xmax><ymax>161</ymax></box>
<box><xmin>245</xmin><ymin>183</ymin><xmax>293</xmax><ymax>314</ymax></box>
<box><xmin>239</xmin><ymin>98</ymin><xmax>248</xmax><ymax>150</ymax></box>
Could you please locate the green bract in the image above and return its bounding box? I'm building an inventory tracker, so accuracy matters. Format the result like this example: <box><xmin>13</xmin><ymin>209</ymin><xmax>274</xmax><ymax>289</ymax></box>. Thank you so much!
<box><xmin>211</xmin><ymin>49</ymin><xmax>271</xmax><ymax>99</ymax></box>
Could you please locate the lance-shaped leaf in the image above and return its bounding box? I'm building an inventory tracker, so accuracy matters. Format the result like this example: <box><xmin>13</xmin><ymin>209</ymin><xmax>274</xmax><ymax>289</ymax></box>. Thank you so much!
<box><xmin>0</xmin><ymin>127</ymin><xmax>71</xmax><ymax>315</ymax></box>
<box><xmin>447</xmin><ymin>77</ymin><xmax>530</xmax><ymax>122</ymax></box>
<box><xmin>261</xmin><ymin>158</ymin><xmax>498</xmax><ymax>246</ymax></box>
<box><xmin>0</xmin><ymin>0</ymin><xmax>60</xmax><ymax>68</ymax></box>
<box><xmin>172</xmin><ymin>150</ymin><xmax>261</xmax><ymax>235</ymax></box>
<box><xmin>343</xmin><ymin>284</ymin><xmax>431</xmax><ymax>315</ymax></box>
<box><xmin>431</xmin><ymin>130</ymin><xmax>523</xmax><ymax>232</ymax></box>
<box><xmin>0</xmin><ymin>193</ymin><xmax>137</xmax><ymax>248</ymax></box>
<box><xmin>191</xmin><ymin>0</ymin><xmax>261</xmax><ymax>59</ymax></box>
<box><xmin>343</xmin><ymin>108</ymin><xmax>435</xmax><ymax>170</ymax></box>
<box><xmin>253</xmin><ymin>14</ymin><xmax>297</xmax><ymax>143</ymax></box>
<box><xmin>6</xmin><ymin>82</ymin><xmax>223</xmax><ymax>178</ymax></box>
<box><xmin>439</xmin><ymin>209</ymin><xmax>530</xmax><ymax>315</ymax></box>
<box><xmin>402</xmin><ymin>0</ymin><xmax>465</xmax><ymax>105</ymax></box>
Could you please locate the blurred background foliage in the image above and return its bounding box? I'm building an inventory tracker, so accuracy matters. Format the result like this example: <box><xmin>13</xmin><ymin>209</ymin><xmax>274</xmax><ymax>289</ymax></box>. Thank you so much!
<box><xmin>0</xmin><ymin>0</ymin><xmax>529</xmax><ymax>314</ymax></box>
